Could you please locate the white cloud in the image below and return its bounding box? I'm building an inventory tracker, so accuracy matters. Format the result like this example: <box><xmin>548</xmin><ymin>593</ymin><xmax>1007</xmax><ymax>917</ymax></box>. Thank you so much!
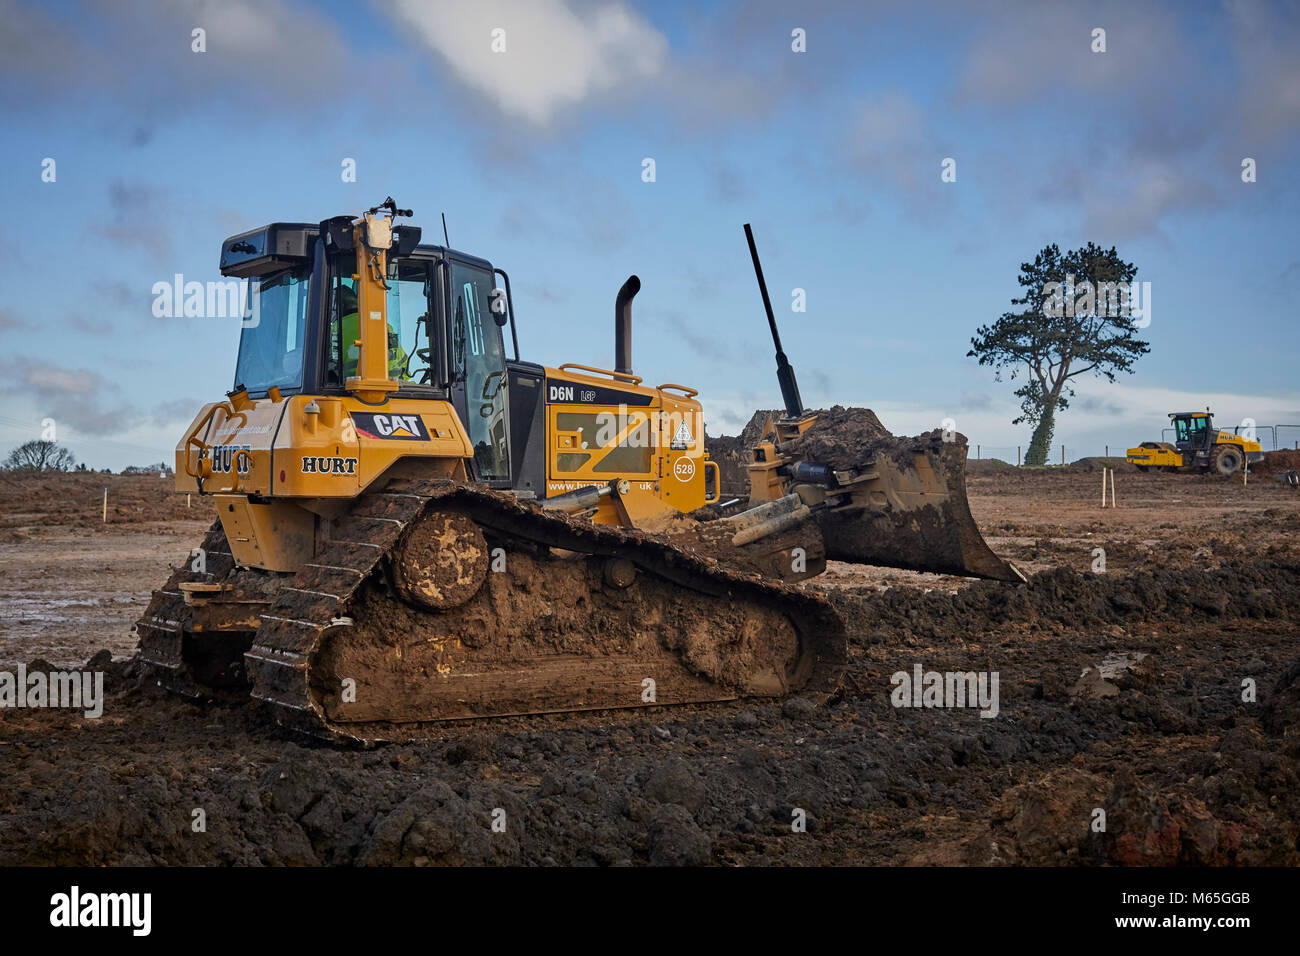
<box><xmin>843</xmin><ymin>92</ymin><xmax>951</xmax><ymax>214</ymax></box>
<box><xmin>384</xmin><ymin>0</ymin><xmax>668</xmax><ymax>124</ymax></box>
<box><xmin>1079</xmin><ymin>158</ymin><xmax>1218</xmax><ymax>242</ymax></box>
<box><xmin>1226</xmin><ymin>0</ymin><xmax>1300</xmax><ymax>139</ymax></box>
<box><xmin>0</xmin><ymin>357</ymin><xmax>126</xmax><ymax>430</ymax></box>
<box><xmin>954</xmin><ymin>2</ymin><xmax>1179</xmax><ymax>106</ymax></box>
<box><xmin>168</xmin><ymin>0</ymin><xmax>349</xmax><ymax>71</ymax></box>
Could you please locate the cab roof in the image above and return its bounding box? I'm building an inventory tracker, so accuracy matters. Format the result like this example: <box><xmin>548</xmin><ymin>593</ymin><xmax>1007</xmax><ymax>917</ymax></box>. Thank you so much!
<box><xmin>219</xmin><ymin>220</ymin><xmax>492</xmax><ymax>278</ymax></box>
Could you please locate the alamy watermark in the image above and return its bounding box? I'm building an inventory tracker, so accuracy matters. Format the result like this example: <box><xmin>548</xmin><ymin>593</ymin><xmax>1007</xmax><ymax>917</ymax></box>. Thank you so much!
<box><xmin>891</xmin><ymin>664</ymin><xmax>999</xmax><ymax>718</ymax></box>
<box><xmin>1042</xmin><ymin>273</ymin><xmax>1151</xmax><ymax>328</ymax></box>
<box><xmin>50</xmin><ymin>886</ymin><xmax>150</xmax><ymax>936</ymax></box>
<box><xmin>152</xmin><ymin>274</ymin><xmax>259</xmax><ymax>327</ymax></box>
<box><xmin>0</xmin><ymin>665</ymin><xmax>104</xmax><ymax>718</ymax></box>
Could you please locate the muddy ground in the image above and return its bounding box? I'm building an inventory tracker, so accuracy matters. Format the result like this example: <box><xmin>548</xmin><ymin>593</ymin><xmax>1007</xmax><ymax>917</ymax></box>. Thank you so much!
<box><xmin>1</xmin><ymin>467</ymin><xmax>1297</xmax><ymax>866</ymax></box>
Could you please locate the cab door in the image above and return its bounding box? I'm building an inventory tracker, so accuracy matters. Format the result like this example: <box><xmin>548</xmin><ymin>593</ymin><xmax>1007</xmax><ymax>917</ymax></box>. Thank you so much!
<box><xmin>447</xmin><ymin>257</ymin><xmax>511</xmax><ymax>484</ymax></box>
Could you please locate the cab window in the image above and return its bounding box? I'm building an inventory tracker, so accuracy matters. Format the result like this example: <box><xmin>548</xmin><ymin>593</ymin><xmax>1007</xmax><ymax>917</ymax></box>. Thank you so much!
<box><xmin>234</xmin><ymin>268</ymin><xmax>309</xmax><ymax>394</ymax></box>
<box><xmin>449</xmin><ymin>260</ymin><xmax>509</xmax><ymax>481</ymax></box>
<box><xmin>325</xmin><ymin>255</ymin><xmax>432</xmax><ymax>387</ymax></box>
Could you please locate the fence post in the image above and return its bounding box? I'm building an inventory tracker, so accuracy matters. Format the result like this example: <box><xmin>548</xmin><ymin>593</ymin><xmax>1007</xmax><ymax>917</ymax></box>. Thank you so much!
<box><xmin>1017</xmin><ymin>446</ymin><xmax>1021</xmax><ymax>467</ymax></box>
<box><xmin>102</xmin><ymin>487</ymin><xmax>107</xmax><ymax>524</ymax></box>
<box><xmin>976</xmin><ymin>444</ymin><xmax>980</xmax><ymax>459</ymax></box>
<box><xmin>1105</xmin><ymin>444</ymin><xmax>1109</xmax><ymax>458</ymax></box>
<box><xmin>1061</xmin><ymin>445</ymin><xmax>1065</xmax><ymax>466</ymax></box>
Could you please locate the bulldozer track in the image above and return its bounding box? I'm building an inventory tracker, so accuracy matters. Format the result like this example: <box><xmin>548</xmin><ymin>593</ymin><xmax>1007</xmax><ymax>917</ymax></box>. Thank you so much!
<box><xmin>139</xmin><ymin>478</ymin><xmax>846</xmax><ymax>743</ymax></box>
<box><xmin>136</xmin><ymin>521</ymin><xmax>254</xmax><ymax>698</ymax></box>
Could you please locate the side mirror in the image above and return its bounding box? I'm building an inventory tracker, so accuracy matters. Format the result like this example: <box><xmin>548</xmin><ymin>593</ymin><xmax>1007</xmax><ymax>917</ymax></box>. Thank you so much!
<box><xmin>489</xmin><ymin>287</ymin><xmax>509</xmax><ymax>327</ymax></box>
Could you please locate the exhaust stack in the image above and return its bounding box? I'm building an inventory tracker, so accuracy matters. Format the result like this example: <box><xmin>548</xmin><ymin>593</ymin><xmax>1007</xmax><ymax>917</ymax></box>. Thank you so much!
<box><xmin>615</xmin><ymin>275</ymin><xmax>640</xmax><ymax>375</ymax></box>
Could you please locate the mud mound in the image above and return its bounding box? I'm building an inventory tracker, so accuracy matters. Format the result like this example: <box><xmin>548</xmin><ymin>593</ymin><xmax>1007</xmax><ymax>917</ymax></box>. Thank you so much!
<box><xmin>1067</xmin><ymin>457</ymin><xmax>1139</xmax><ymax>473</ymax></box>
<box><xmin>824</xmin><ymin>559</ymin><xmax>1300</xmax><ymax>645</ymax></box>
<box><xmin>1253</xmin><ymin>449</ymin><xmax>1300</xmax><ymax>477</ymax></box>
<box><xmin>779</xmin><ymin>406</ymin><xmax>896</xmax><ymax>471</ymax></box>
<box><xmin>706</xmin><ymin>406</ymin><xmax>952</xmax><ymax>494</ymax></box>
<box><xmin>920</xmin><ymin>763</ymin><xmax>1262</xmax><ymax>866</ymax></box>
<box><xmin>966</xmin><ymin>458</ymin><xmax>1016</xmax><ymax>474</ymax></box>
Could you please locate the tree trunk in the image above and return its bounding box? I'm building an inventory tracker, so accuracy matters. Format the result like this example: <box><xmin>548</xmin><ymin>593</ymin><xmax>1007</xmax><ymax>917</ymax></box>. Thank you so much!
<box><xmin>1024</xmin><ymin>408</ymin><xmax>1055</xmax><ymax>466</ymax></box>
<box><xmin>1024</xmin><ymin>379</ymin><xmax>1066</xmax><ymax>467</ymax></box>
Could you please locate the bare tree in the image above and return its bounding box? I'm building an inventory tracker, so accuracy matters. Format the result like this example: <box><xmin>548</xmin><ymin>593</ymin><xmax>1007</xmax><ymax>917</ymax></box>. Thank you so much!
<box><xmin>3</xmin><ymin>440</ymin><xmax>77</xmax><ymax>472</ymax></box>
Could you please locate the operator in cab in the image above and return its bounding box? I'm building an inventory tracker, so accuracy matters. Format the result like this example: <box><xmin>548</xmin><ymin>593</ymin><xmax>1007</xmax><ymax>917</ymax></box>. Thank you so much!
<box><xmin>338</xmin><ymin>282</ymin><xmax>409</xmax><ymax>381</ymax></box>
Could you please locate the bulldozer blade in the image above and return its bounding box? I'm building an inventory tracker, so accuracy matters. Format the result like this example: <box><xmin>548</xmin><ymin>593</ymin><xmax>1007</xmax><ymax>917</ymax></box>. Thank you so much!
<box><xmin>778</xmin><ymin>411</ymin><xmax>1024</xmax><ymax>583</ymax></box>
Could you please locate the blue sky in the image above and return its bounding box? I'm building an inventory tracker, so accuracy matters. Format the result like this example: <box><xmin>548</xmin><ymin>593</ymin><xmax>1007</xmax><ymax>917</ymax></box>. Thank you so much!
<box><xmin>2</xmin><ymin>0</ymin><xmax>1298</xmax><ymax>469</ymax></box>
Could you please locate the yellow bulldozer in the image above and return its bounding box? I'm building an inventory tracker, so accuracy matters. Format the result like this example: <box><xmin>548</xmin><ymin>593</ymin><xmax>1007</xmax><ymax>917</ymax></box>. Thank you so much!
<box><xmin>137</xmin><ymin>200</ymin><xmax>1020</xmax><ymax>742</ymax></box>
<box><xmin>1126</xmin><ymin>410</ymin><xmax>1263</xmax><ymax>476</ymax></box>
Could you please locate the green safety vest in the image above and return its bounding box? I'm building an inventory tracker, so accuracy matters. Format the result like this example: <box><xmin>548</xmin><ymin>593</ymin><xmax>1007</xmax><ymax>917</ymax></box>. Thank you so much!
<box><xmin>341</xmin><ymin>311</ymin><xmax>408</xmax><ymax>380</ymax></box>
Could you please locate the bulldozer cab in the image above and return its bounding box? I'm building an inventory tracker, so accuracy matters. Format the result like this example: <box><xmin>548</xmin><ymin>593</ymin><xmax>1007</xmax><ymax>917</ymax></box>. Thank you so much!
<box><xmin>319</xmin><ymin>247</ymin><xmax>511</xmax><ymax>483</ymax></box>
<box><xmin>1172</xmin><ymin>412</ymin><xmax>1212</xmax><ymax>451</ymax></box>
<box><xmin>226</xmin><ymin>220</ymin><xmax>516</xmax><ymax>487</ymax></box>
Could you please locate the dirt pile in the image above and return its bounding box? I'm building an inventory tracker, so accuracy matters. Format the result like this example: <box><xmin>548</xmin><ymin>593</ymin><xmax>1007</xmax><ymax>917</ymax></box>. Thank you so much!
<box><xmin>1253</xmin><ymin>449</ymin><xmax>1300</xmax><ymax>477</ymax></box>
<box><xmin>966</xmin><ymin>458</ymin><xmax>1016</xmax><ymax>474</ymax></box>
<box><xmin>706</xmin><ymin>405</ymin><xmax>961</xmax><ymax>496</ymax></box>
<box><xmin>1067</xmin><ymin>457</ymin><xmax>1140</xmax><ymax>473</ymax></box>
<box><xmin>822</xmin><ymin>559</ymin><xmax>1300</xmax><ymax>646</ymax></box>
<box><xmin>779</xmin><ymin>406</ymin><xmax>896</xmax><ymax>471</ymax></box>
<box><xmin>918</xmin><ymin>760</ymin><xmax>1264</xmax><ymax>866</ymax></box>
<box><xmin>706</xmin><ymin>406</ymin><xmax>909</xmax><ymax>497</ymax></box>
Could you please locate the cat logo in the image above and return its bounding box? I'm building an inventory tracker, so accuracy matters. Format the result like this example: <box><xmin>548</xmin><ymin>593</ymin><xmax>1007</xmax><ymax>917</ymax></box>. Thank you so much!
<box><xmin>349</xmin><ymin>412</ymin><xmax>431</xmax><ymax>441</ymax></box>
